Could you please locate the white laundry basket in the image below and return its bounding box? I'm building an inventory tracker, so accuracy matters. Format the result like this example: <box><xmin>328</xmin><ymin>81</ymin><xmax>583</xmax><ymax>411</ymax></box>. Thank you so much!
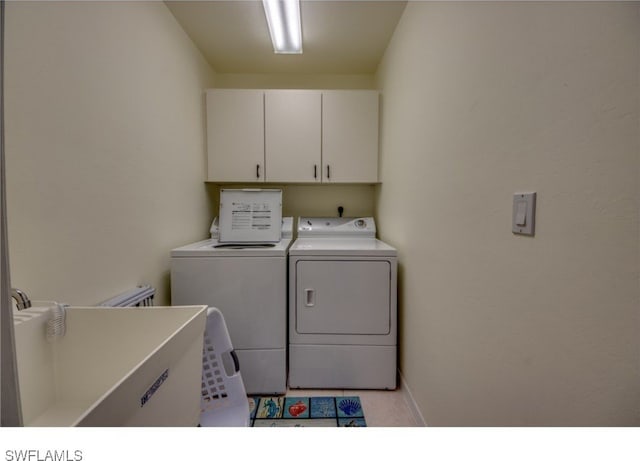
<box><xmin>200</xmin><ymin>307</ymin><xmax>250</xmax><ymax>427</ymax></box>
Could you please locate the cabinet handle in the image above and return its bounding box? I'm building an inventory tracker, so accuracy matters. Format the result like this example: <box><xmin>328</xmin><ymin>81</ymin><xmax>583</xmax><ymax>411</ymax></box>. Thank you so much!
<box><xmin>256</xmin><ymin>164</ymin><xmax>260</xmax><ymax>179</ymax></box>
<box><xmin>327</xmin><ymin>165</ymin><xmax>331</xmax><ymax>180</ymax></box>
<box><xmin>314</xmin><ymin>164</ymin><xmax>317</xmax><ymax>179</ymax></box>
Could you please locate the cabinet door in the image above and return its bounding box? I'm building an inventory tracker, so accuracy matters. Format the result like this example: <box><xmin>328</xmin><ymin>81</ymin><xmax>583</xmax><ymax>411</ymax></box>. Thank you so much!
<box><xmin>322</xmin><ymin>90</ymin><xmax>379</xmax><ymax>183</ymax></box>
<box><xmin>265</xmin><ymin>90</ymin><xmax>321</xmax><ymax>183</ymax></box>
<box><xmin>206</xmin><ymin>90</ymin><xmax>265</xmax><ymax>182</ymax></box>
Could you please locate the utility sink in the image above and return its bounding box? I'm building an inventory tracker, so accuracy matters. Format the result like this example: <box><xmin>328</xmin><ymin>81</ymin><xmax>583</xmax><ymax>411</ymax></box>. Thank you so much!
<box><xmin>13</xmin><ymin>305</ymin><xmax>207</xmax><ymax>426</ymax></box>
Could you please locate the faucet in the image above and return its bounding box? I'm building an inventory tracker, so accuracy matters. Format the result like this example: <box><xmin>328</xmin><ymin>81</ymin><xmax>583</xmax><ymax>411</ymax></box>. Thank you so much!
<box><xmin>11</xmin><ymin>288</ymin><xmax>32</xmax><ymax>311</ymax></box>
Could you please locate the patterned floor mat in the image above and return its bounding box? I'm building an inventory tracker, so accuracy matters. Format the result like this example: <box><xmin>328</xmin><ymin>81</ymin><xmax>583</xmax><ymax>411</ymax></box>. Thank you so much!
<box><xmin>249</xmin><ymin>396</ymin><xmax>367</xmax><ymax>427</ymax></box>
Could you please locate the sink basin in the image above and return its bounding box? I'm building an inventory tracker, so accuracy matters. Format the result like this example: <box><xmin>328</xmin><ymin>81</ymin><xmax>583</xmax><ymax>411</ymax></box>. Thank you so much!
<box><xmin>13</xmin><ymin>304</ymin><xmax>207</xmax><ymax>426</ymax></box>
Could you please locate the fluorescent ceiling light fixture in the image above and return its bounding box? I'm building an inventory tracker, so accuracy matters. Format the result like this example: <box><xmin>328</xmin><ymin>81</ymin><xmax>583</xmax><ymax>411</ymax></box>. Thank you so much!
<box><xmin>262</xmin><ymin>0</ymin><xmax>302</xmax><ymax>54</ymax></box>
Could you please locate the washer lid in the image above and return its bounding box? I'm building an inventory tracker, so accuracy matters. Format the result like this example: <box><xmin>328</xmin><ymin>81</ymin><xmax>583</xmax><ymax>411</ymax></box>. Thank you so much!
<box><xmin>219</xmin><ymin>189</ymin><xmax>282</xmax><ymax>243</ymax></box>
<box><xmin>211</xmin><ymin>216</ymin><xmax>293</xmax><ymax>240</ymax></box>
<box><xmin>288</xmin><ymin>238</ymin><xmax>396</xmax><ymax>257</ymax></box>
<box><xmin>297</xmin><ymin>217</ymin><xmax>376</xmax><ymax>238</ymax></box>
<box><xmin>171</xmin><ymin>238</ymin><xmax>292</xmax><ymax>257</ymax></box>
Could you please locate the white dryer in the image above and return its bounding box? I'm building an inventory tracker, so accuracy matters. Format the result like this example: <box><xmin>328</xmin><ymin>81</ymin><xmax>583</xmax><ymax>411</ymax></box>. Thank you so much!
<box><xmin>171</xmin><ymin>189</ymin><xmax>291</xmax><ymax>395</ymax></box>
<box><xmin>288</xmin><ymin>217</ymin><xmax>397</xmax><ymax>390</ymax></box>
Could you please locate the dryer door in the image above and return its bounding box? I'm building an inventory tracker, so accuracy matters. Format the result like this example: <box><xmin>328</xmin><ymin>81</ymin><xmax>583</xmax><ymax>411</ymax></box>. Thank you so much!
<box><xmin>295</xmin><ymin>260</ymin><xmax>391</xmax><ymax>335</ymax></box>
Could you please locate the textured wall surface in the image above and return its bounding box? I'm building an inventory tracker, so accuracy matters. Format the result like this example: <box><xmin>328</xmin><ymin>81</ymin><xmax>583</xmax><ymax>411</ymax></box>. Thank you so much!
<box><xmin>5</xmin><ymin>1</ymin><xmax>216</xmax><ymax>305</ymax></box>
<box><xmin>376</xmin><ymin>1</ymin><xmax>640</xmax><ymax>425</ymax></box>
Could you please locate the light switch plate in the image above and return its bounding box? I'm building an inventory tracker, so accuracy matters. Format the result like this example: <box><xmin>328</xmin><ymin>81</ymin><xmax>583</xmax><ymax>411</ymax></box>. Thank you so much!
<box><xmin>512</xmin><ymin>192</ymin><xmax>536</xmax><ymax>236</ymax></box>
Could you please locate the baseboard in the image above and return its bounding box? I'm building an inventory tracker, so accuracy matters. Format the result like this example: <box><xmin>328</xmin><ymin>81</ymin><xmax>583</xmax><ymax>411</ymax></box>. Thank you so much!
<box><xmin>398</xmin><ymin>370</ymin><xmax>426</xmax><ymax>427</ymax></box>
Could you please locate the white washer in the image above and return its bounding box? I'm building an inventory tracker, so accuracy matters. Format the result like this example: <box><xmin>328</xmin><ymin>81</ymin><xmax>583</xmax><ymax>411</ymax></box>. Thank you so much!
<box><xmin>288</xmin><ymin>217</ymin><xmax>397</xmax><ymax>389</ymax></box>
<box><xmin>171</xmin><ymin>189</ymin><xmax>291</xmax><ymax>395</ymax></box>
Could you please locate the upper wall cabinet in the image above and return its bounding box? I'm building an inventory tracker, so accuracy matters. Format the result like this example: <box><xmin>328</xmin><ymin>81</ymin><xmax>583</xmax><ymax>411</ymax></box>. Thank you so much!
<box><xmin>322</xmin><ymin>90</ymin><xmax>379</xmax><ymax>183</ymax></box>
<box><xmin>265</xmin><ymin>90</ymin><xmax>322</xmax><ymax>183</ymax></box>
<box><xmin>206</xmin><ymin>90</ymin><xmax>265</xmax><ymax>182</ymax></box>
<box><xmin>206</xmin><ymin>89</ymin><xmax>379</xmax><ymax>183</ymax></box>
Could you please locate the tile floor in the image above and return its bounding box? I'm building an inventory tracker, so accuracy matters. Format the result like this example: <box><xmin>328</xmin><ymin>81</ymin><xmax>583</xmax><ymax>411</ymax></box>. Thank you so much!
<box><xmin>282</xmin><ymin>388</ymin><xmax>420</xmax><ymax>427</ymax></box>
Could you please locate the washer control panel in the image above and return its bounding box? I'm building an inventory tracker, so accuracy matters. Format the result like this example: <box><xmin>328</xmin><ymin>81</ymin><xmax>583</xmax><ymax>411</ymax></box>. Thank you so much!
<box><xmin>297</xmin><ymin>217</ymin><xmax>376</xmax><ymax>238</ymax></box>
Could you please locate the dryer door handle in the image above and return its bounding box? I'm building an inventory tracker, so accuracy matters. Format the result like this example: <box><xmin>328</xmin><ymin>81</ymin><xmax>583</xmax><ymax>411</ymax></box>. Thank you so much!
<box><xmin>304</xmin><ymin>288</ymin><xmax>315</xmax><ymax>307</ymax></box>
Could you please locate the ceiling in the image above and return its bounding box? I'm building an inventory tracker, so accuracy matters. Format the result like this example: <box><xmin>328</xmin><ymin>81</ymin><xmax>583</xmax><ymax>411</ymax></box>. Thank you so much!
<box><xmin>165</xmin><ymin>0</ymin><xmax>407</xmax><ymax>74</ymax></box>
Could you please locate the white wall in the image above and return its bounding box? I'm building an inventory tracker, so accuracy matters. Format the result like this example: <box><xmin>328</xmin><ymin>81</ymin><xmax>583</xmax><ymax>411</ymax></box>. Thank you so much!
<box><xmin>209</xmin><ymin>183</ymin><xmax>375</xmax><ymax>223</ymax></box>
<box><xmin>376</xmin><ymin>1</ymin><xmax>640</xmax><ymax>425</ymax></box>
<box><xmin>214</xmin><ymin>73</ymin><xmax>376</xmax><ymax>90</ymax></box>
<box><xmin>5</xmin><ymin>1</ymin><xmax>216</xmax><ymax>306</ymax></box>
